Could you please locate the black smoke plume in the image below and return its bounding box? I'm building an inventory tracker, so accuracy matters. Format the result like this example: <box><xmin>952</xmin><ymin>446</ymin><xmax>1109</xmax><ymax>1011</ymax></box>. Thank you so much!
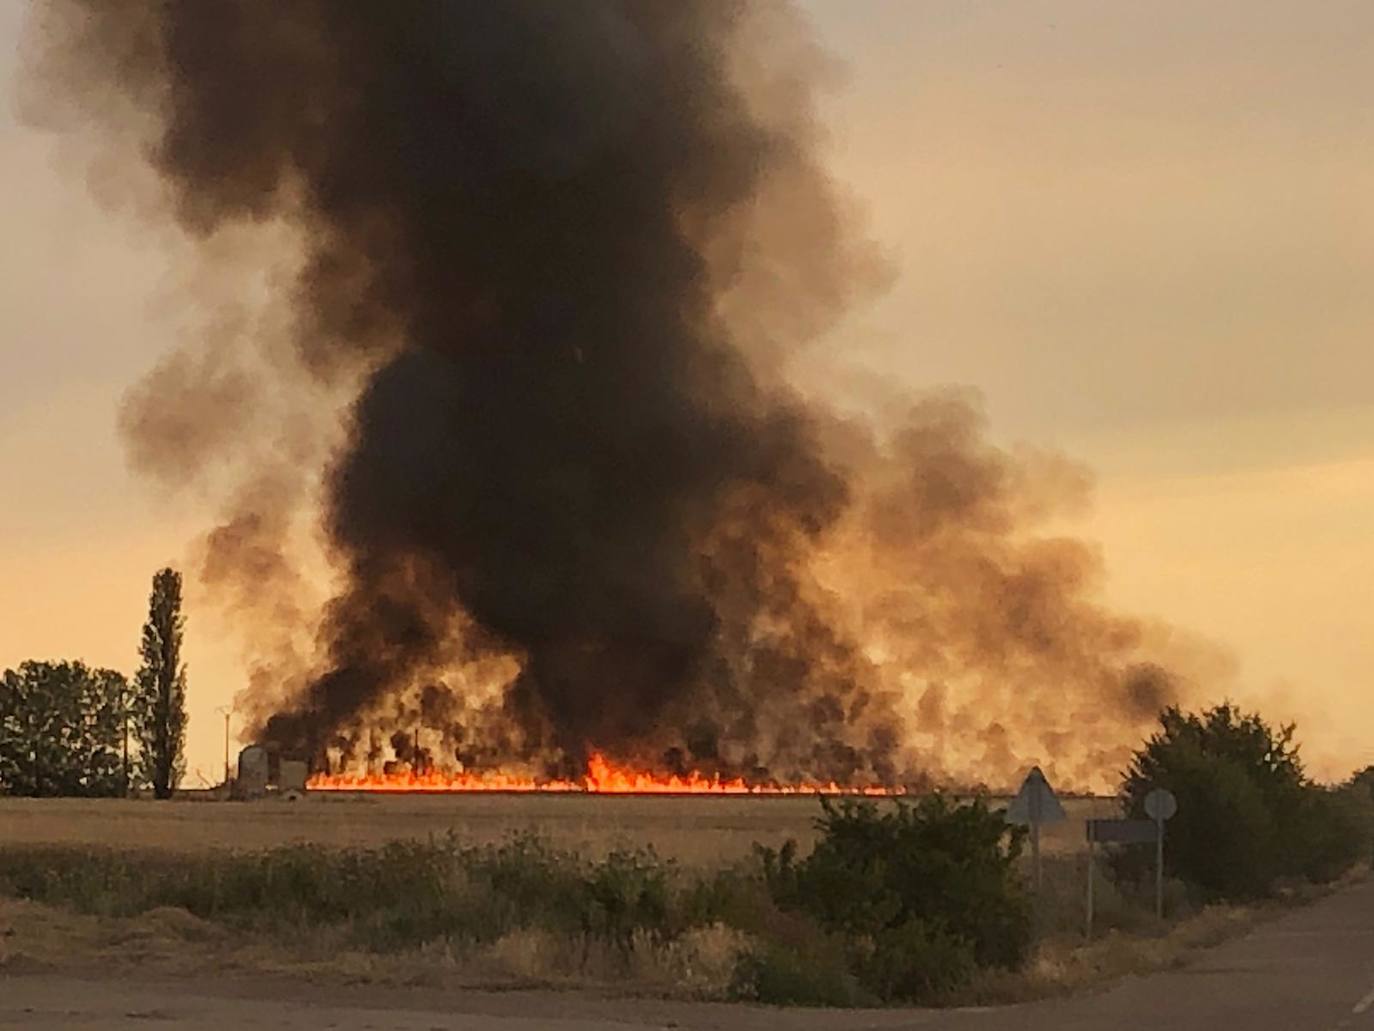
<box><xmin>23</xmin><ymin>1</ymin><xmax>1198</xmax><ymax>787</ymax></box>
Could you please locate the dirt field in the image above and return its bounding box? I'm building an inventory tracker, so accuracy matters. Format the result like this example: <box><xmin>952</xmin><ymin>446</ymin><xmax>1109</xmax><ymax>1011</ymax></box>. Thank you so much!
<box><xmin>0</xmin><ymin>792</ymin><xmax>1113</xmax><ymax>862</ymax></box>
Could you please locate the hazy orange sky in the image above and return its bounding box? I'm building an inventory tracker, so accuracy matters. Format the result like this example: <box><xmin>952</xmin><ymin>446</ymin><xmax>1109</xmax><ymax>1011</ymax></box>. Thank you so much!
<box><xmin>2</xmin><ymin>1</ymin><xmax>1371</xmax><ymax>783</ymax></box>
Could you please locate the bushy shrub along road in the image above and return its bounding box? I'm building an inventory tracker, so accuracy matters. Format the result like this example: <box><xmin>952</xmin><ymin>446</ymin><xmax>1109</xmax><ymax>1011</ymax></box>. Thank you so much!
<box><xmin>5</xmin><ymin>877</ymin><xmax>1374</xmax><ymax>1029</ymax></box>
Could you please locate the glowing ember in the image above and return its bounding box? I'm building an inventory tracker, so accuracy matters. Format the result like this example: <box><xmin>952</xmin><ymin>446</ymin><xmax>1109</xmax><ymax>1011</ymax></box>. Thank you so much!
<box><xmin>307</xmin><ymin>752</ymin><xmax>903</xmax><ymax>795</ymax></box>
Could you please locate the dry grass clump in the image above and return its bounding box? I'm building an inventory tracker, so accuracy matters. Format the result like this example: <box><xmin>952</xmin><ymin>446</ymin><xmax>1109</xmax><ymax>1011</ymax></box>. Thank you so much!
<box><xmin>953</xmin><ymin>904</ymin><xmax>1256</xmax><ymax>1005</ymax></box>
<box><xmin>476</xmin><ymin>921</ymin><xmax>748</xmax><ymax>999</ymax></box>
<box><xmin>0</xmin><ymin>897</ymin><xmax>263</xmax><ymax>978</ymax></box>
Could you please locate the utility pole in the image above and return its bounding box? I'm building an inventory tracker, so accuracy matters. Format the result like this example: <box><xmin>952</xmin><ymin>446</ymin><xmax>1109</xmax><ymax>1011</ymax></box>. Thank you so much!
<box><xmin>121</xmin><ymin>679</ymin><xmax>130</xmax><ymax>797</ymax></box>
<box><xmin>215</xmin><ymin>705</ymin><xmax>234</xmax><ymax>787</ymax></box>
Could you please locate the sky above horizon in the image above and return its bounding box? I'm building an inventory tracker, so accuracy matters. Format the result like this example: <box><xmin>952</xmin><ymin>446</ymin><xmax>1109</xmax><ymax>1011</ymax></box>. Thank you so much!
<box><xmin>2</xmin><ymin>1</ymin><xmax>1371</xmax><ymax>783</ymax></box>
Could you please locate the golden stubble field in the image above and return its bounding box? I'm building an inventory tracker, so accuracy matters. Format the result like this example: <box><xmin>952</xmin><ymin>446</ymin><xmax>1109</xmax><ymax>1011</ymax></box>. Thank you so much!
<box><xmin>0</xmin><ymin>792</ymin><xmax>1114</xmax><ymax>864</ymax></box>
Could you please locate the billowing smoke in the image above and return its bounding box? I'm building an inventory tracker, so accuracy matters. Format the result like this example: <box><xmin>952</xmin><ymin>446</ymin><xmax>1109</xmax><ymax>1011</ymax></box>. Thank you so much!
<box><xmin>22</xmin><ymin>1</ymin><xmax>1199</xmax><ymax>788</ymax></box>
<box><xmin>812</xmin><ymin>392</ymin><xmax>1202</xmax><ymax>787</ymax></box>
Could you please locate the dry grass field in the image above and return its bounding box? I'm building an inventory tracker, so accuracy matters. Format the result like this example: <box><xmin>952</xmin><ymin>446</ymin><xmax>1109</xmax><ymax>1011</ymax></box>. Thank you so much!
<box><xmin>0</xmin><ymin>790</ymin><xmax>1299</xmax><ymax>1015</ymax></box>
<box><xmin>0</xmin><ymin>792</ymin><xmax>1115</xmax><ymax>864</ymax></box>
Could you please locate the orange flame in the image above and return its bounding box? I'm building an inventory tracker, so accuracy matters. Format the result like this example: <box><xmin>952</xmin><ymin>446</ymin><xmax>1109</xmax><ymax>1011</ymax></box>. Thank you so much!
<box><xmin>307</xmin><ymin>752</ymin><xmax>903</xmax><ymax>795</ymax></box>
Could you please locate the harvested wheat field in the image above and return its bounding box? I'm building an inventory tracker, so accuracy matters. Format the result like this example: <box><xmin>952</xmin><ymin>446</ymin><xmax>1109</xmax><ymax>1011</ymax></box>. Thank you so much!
<box><xmin>0</xmin><ymin>793</ymin><xmax>1112</xmax><ymax>863</ymax></box>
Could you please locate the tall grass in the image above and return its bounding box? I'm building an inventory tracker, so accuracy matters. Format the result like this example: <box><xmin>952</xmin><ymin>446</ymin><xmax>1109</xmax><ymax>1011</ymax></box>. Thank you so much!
<box><xmin>0</xmin><ymin>830</ymin><xmax>885</xmax><ymax>1003</ymax></box>
<box><xmin>0</xmin><ymin>807</ymin><xmax>1321</xmax><ymax>1006</ymax></box>
<box><xmin>0</xmin><ymin>834</ymin><xmax>690</xmax><ymax>953</ymax></box>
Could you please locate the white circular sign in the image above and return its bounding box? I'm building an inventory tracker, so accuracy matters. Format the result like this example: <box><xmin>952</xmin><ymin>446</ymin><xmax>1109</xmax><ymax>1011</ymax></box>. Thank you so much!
<box><xmin>1144</xmin><ymin>787</ymin><xmax>1178</xmax><ymax>821</ymax></box>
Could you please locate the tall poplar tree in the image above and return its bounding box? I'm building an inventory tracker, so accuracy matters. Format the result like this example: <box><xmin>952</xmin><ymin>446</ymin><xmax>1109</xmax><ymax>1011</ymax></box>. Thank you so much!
<box><xmin>133</xmin><ymin>567</ymin><xmax>187</xmax><ymax>798</ymax></box>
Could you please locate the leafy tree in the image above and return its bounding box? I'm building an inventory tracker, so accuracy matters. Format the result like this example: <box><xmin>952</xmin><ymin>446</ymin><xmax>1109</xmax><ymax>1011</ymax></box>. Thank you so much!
<box><xmin>1293</xmin><ymin>784</ymin><xmax>1373</xmax><ymax>883</ymax></box>
<box><xmin>132</xmin><ymin>567</ymin><xmax>188</xmax><ymax>799</ymax></box>
<box><xmin>0</xmin><ymin>660</ymin><xmax>127</xmax><ymax>797</ymax></box>
<box><xmin>1352</xmin><ymin>765</ymin><xmax>1374</xmax><ymax>795</ymax></box>
<box><xmin>1121</xmin><ymin>703</ymin><xmax>1366</xmax><ymax>899</ymax></box>
<box><xmin>1124</xmin><ymin>731</ymin><xmax>1282</xmax><ymax>898</ymax></box>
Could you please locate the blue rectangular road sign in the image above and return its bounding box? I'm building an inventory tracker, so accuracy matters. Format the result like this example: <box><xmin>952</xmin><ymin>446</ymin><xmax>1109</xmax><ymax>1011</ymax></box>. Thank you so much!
<box><xmin>1087</xmin><ymin>818</ymin><xmax>1158</xmax><ymax>844</ymax></box>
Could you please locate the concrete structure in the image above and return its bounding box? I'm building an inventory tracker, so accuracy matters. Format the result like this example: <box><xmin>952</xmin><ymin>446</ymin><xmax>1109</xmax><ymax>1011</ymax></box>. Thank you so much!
<box><xmin>232</xmin><ymin>745</ymin><xmax>308</xmax><ymax>800</ymax></box>
<box><xmin>234</xmin><ymin>745</ymin><xmax>270</xmax><ymax>799</ymax></box>
<box><xmin>279</xmin><ymin>759</ymin><xmax>308</xmax><ymax>793</ymax></box>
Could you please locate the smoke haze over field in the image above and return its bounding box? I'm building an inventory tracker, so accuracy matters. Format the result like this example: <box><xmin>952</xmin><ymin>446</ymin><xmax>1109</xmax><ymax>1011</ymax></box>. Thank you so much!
<box><xmin>21</xmin><ymin>0</ymin><xmax>1199</xmax><ymax>787</ymax></box>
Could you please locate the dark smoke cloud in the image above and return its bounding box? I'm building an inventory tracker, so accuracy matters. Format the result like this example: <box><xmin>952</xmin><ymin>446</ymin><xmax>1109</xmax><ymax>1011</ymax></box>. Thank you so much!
<box><xmin>812</xmin><ymin>391</ymin><xmax>1195</xmax><ymax>787</ymax></box>
<box><xmin>26</xmin><ymin>0</ymin><xmax>900</xmax><ymax>782</ymax></box>
<box><xmin>23</xmin><ymin>0</ymin><xmax>1208</xmax><ymax>788</ymax></box>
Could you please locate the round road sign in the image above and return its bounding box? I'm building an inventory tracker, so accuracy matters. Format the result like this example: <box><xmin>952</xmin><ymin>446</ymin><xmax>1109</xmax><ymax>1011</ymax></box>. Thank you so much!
<box><xmin>1144</xmin><ymin>787</ymin><xmax>1178</xmax><ymax>821</ymax></box>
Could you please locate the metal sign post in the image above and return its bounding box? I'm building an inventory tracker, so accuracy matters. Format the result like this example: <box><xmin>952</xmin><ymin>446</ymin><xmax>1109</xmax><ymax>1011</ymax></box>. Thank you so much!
<box><xmin>1006</xmin><ymin>766</ymin><xmax>1067</xmax><ymax>894</ymax></box>
<box><xmin>1144</xmin><ymin>788</ymin><xmax>1178</xmax><ymax>920</ymax></box>
<box><xmin>1086</xmin><ymin>832</ymin><xmax>1094</xmax><ymax>940</ymax></box>
<box><xmin>1156</xmin><ymin>820</ymin><xmax>1164</xmax><ymax>919</ymax></box>
<box><xmin>1085</xmin><ymin>817</ymin><xmax>1161</xmax><ymax>940</ymax></box>
<box><xmin>1084</xmin><ymin>788</ymin><xmax>1178</xmax><ymax>939</ymax></box>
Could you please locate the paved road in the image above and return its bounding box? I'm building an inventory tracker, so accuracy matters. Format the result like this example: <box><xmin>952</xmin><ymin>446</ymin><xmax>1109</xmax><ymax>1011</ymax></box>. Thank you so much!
<box><xmin>995</xmin><ymin>877</ymin><xmax>1374</xmax><ymax>1031</ymax></box>
<box><xmin>5</xmin><ymin>880</ymin><xmax>1374</xmax><ymax>1029</ymax></box>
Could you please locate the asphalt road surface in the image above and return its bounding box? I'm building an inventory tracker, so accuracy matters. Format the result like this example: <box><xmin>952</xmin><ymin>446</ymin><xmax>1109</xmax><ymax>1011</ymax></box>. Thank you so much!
<box><xmin>5</xmin><ymin>880</ymin><xmax>1374</xmax><ymax>1030</ymax></box>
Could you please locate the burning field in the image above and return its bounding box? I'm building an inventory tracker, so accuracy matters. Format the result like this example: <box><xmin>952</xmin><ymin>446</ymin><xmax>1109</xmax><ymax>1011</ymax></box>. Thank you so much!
<box><xmin>307</xmin><ymin>751</ymin><xmax>903</xmax><ymax>794</ymax></box>
<box><xmin>20</xmin><ymin>0</ymin><xmax>1210</xmax><ymax>795</ymax></box>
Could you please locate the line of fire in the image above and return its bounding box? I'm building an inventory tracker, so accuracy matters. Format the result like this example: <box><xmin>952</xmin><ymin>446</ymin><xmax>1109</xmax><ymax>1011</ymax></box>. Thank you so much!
<box><xmin>232</xmin><ymin>745</ymin><xmax>905</xmax><ymax>799</ymax></box>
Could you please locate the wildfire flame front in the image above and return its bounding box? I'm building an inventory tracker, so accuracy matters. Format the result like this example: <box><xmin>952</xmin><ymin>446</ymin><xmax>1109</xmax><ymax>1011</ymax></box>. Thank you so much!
<box><xmin>307</xmin><ymin>753</ymin><xmax>904</xmax><ymax>796</ymax></box>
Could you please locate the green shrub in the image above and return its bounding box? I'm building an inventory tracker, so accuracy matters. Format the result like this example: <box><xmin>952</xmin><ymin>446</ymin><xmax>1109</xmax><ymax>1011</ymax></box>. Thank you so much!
<box><xmin>730</xmin><ymin>935</ymin><xmax>858</xmax><ymax>1006</ymax></box>
<box><xmin>857</xmin><ymin>918</ymin><xmax>976</xmax><ymax>1002</ymax></box>
<box><xmin>675</xmin><ymin>863</ymin><xmax>775</xmax><ymax>935</ymax></box>
<box><xmin>458</xmin><ymin>833</ymin><xmax>587</xmax><ymax>937</ymax></box>
<box><xmin>759</xmin><ymin>794</ymin><xmax>1031</xmax><ymax>1001</ymax></box>
<box><xmin>582</xmin><ymin>848</ymin><xmax>671</xmax><ymax>951</ymax></box>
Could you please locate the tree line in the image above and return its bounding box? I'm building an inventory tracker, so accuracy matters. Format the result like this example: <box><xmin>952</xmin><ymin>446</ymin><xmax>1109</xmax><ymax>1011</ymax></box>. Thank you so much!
<box><xmin>0</xmin><ymin>567</ymin><xmax>187</xmax><ymax>798</ymax></box>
